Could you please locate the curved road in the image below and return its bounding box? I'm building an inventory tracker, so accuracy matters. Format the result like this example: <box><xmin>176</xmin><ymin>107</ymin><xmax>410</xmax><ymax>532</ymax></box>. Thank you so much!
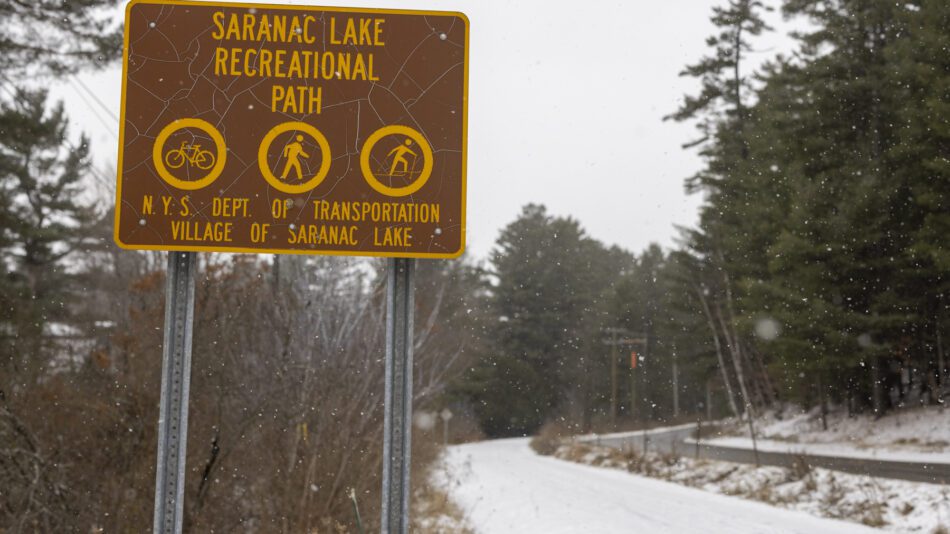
<box><xmin>441</xmin><ymin>438</ymin><xmax>878</xmax><ymax>533</ymax></box>
<box><xmin>586</xmin><ymin>424</ymin><xmax>950</xmax><ymax>484</ymax></box>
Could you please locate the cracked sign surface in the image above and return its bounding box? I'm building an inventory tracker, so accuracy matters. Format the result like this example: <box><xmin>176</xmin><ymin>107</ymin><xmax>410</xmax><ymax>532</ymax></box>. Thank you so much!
<box><xmin>115</xmin><ymin>0</ymin><xmax>468</xmax><ymax>258</ymax></box>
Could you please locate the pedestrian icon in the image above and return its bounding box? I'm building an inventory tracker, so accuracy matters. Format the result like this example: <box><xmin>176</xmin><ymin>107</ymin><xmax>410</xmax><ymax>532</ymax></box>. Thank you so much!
<box><xmin>387</xmin><ymin>139</ymin><xmax>417</xmax><ymax>177</ymax></box>
<box><xmin>280</xmin><ymin>134</ymin><xmax>310</xmax><ymax>181</ymax></box>
<box><xmin>257</xmin><ymin>121</ymin><xmax>332</xmax><ymax>195</ymax></box>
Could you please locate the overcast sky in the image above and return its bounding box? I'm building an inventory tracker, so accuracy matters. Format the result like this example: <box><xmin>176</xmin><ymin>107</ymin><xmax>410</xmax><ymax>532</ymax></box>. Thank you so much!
<box><xmin>54</xmin><ymin>0</ymin><xmax>797</xmax><ymax>261</ymax></box>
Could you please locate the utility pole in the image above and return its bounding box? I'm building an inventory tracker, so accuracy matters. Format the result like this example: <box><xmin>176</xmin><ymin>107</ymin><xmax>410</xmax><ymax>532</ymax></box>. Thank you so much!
<box><xmin>602</xmin><ymin>328</ymin><xmax>646</xmax><ymax>429</ymax></box>
<box><xmin>938</xmin><ymin>295</ymin><xmax>945</xmax><ymax>404</ymax></box>
<box><xmin>629</xmin><ymin>352</ymin><xmax>636</xmax><ymax>424</ymax></box>
<box><xmin>672</xmin><ymin>350</ymin><xmax>680</xmax><ymax>419</ymax></box>
<box><xmin>610</xmin><ymin>329</ymin><xmax>618</xmax><ymax>427</ymax></box>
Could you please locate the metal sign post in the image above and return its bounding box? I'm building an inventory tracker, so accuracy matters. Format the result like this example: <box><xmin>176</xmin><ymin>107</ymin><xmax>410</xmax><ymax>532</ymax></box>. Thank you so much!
<box><xmin>153</xmin><ymin>251</ymin><xmax>197</xmax><ymax>534</ymax></box>
<box><xmin>381</xmin><ymin>257</ymin><xmax>414</xmax><ymax>534</ymax></box>
<box><xmin>115</xmin><ymin>4</ymin><xmax>467</xmax><ymax>531</ymax></box>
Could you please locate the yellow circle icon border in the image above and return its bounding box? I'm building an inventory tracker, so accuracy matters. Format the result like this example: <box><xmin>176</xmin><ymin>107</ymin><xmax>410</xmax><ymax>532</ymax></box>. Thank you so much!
<box><xmin>258</xmin><ymin>122</ymin><xmax>332</xmax><ymax>195</ymax></box>
<box><xmin>152</xmin><ymin>118</ymin><xmax>227</xmax><ymax>191</ymax></box>
<box><xmin>360</xmin><ymin>125</ymin><xmax>434</xmax><ymax>197</ymax></box>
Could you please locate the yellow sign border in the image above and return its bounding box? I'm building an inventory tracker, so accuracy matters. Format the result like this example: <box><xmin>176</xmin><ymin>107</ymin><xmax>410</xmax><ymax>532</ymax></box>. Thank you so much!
<box><xmin>152</xmin><ymin>118</ymin><xmax>227</xmax><ymax>191</ymax></box>
<box><xmin>258</xmin><ymin>122</ymin><xmax>332</xmax><ymax>195</ymax></box>
<box><xmin>360</xmin><ymin>125</ymin><xmax>434</xmax><ymax>198</ymax></box>
<box><xmin>113</xmin><ymin>0</ymin><xmax>469</xmax><ymax>259</ymax></box>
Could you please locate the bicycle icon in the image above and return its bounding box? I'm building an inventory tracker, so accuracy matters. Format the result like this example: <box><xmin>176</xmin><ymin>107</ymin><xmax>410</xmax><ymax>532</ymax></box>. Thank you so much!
<box><xmin>164</xmin><ymin>141</ymin><xmax>216</xmax><ymax>170</ymax></box>
<box><xmin>152</xmin><ymin>118</ymin><xmax>227</xmax><ymax>191</ymax></box>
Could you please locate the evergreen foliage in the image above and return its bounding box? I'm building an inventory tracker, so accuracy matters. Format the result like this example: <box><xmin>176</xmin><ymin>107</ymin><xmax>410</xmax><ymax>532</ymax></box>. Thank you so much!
<box><xmin>0</xmin><ymin>0</ymin><xmax>122</xmax><ymax>78</ymax></box>
<box><xmin>458</xmin><ymin>0</ymin><xmax>948</xmax><ymax>434</ymax></box>
<box><xmin>460</xmin><ymin>205</ymin><xmax>629</xmax><ymax>436</ymax></box>
<box><xmin>663</xmin><ymin>0</ymin><xmax>949</xmax><ymax>414</ymax></box>
<box><xmin>0</xmin><ymin>88</ymin><xmax>95</xmax><ymax>379</ymax></box>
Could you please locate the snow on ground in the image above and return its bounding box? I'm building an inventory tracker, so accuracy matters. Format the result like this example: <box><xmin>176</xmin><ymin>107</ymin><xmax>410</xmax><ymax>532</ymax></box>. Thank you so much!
<box><xmin>435</xmin><ymin>438</ymin><xmax>880</xmax><ymax>534</ymax></box>
<box><xmin>551</xmin><ymin>441</ymin><xmax>950</xmax><ymax>533</ymax></box>
<box><xmin>576</xmin><ymin>422</ymin><xmax>698</xmax><ymax>441</ymax></box>
<box><xmin>701</xmin><ymin>436</ymin><xmax>950</xmax><ymax>464</ymax></box>
<box><xmin>708</xmin><ymin>405</ymin><xmax>950</xmax><ymax>464</ymax></box>
<box><xmin>756</xmin><ymin>405</ymin><xmax>950</xmax><ymax>449</ymax></box>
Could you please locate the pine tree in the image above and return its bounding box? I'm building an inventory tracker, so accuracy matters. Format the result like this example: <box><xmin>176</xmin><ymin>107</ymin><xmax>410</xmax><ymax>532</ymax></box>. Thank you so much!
<box><xmin>0</xmin><ymin>0</ymin><xmax>122</xmax><ymax>78</ymax></box>
<box><xmin>610</xmin><ymin>245</ymin><xmax>668</xmax><ymax>421</ymax></box>
<box><xmin>666</xmin><ymin>0</ymin><xmax>778</xmax><ymax>417</ymax></box>
<box><xmin>887</xmin><ymin>0</ymin><xmax>950</xmax><ymax>397</ymax></box>
<box><xmin>460</xmin><ymin>204</ymin><xmax>628</xmax><ymax>436</ymax></box>
<box><xmin>763</xmin><ymin>0</ymin><xmax>914</xmax><ymax>411</ymax></box>
<box><xmin>0</xmin><ymin>88</ymin><xmax>95</xmax><ymax>384</ymax></box>
<box><xmin>667</xmin><ymin>0</ymin><xmax>771</xmax><ymax>166</ymax></box>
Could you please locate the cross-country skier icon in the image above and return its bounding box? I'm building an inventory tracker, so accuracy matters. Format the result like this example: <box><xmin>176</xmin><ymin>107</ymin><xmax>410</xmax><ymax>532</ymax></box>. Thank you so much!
<box><xmin>360</xmin><ymin>125</ymin><xmax>433</xmax><ymax>197</ymax></box>
<box><xmin>386</xmin><ymin>138</ymin><xmax>417</xmax><ymax>176</ymax></box>
<box><xmin>280</xmin><ymin>134</ymin><xmax>310</xmax><ymax>181</ymax></box>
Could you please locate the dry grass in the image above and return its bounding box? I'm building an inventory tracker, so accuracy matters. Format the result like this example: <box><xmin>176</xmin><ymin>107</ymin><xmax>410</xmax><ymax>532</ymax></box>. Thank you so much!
<box><xmin>529</xmin><ymin>420</ymin><xmax>572</xmax><ymax>456</ymax></box>
<box><xmin>308</xmin><ymin>518</ymin><xmax>351</xmax><ymax>533</ymax></box>
<box><xmin>855</xmin><ymin>480</ymin><xmax>888</xmax><ymax>527</ymax></box>
<box><xmin>413</xmin><ymin>445</ymin><xmax>474</xmax><ymax>534</ymax></box>
<box><xmin>548</xmin><ymin>441</ymin><xmax>928</xmax><ymax>531</ymax></box>
<box><xmin>0</xmin><ymin>256</ymin><xmax>478</xmax><ymax>533</ymax></box>
<box><xmin>820</xmin><ymin>474</ymin><xmax>844</xmax><ymax>508</ymax></box>
<box><xmin>786</xmin><ymin>454</ymin><xmax>813</xmax><ymax>482</ymax></box>
<box><xmin>412</xmin><ymin>480</ymin><xmax>473</xmax><ymax>534</ymax></box>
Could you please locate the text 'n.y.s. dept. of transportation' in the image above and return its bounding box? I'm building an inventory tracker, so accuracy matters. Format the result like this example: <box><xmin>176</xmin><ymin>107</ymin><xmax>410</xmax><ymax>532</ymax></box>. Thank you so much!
<box><xmin>115</xmin><ymin>0</ymin><xmax>468</xmax><ymax>258</ymax></box>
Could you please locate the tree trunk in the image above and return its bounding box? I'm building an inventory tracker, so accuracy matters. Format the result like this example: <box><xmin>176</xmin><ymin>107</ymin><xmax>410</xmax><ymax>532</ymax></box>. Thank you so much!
<box><xmin>717</xmin><ymin>255</ymin><xmax>758</xmax><ymax>417</ymax></box>
<box><xmin>748</xmin><ymin>345</ymin><xmax>777</xmax><ymax>406</ymax></box>
<box><xmin>694</xmin><ymin>285</ymin><xmax>740</xmax><ymax>417</ymax></box>
<box><xmin>716</xmin><ymin>301</ymin><xmax>753</xmax><ymax>419</ymax></box>
<box><xmin>733</xmin><ymin>23</ymin><xmax>749</xmax><ymax>160</ymax></box>
<box><xmin>672</xmin><ymin>351</ymin><xmax>680</xmax><ymax>418</ymax></box>
<box><xmin>871</xmin><ymin>356</ymin><xmax>884</xmax><ymax>417</ymax></box>
<box><xmin>937</xmin><ymin>304</ymin><xmax>945</xmax><ymax>403</ymax></box>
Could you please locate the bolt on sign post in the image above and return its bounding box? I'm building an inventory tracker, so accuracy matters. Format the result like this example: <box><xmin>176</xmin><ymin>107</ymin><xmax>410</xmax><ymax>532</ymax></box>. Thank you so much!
<box><xmin>114</xmin><ymin>1</ymin><xmax>468</xmax><ymax>532</ymax></box>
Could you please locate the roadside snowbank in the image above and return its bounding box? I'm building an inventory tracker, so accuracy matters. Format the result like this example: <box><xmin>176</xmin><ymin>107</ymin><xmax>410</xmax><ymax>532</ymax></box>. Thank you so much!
<box><xmin>550</xmin><ymin>440</ymin><xmax>950</xmax><ymax>533</ymax></box>
<box><xmin>700</xmin><ymin>436</ymin><xmax>950</xmax><ymax>465</ymax></box>
<box><xmin>707</xmin><ymin>405</ymin><xmax>950</xmax><ymax>464</ymax></box>
<box><xmin>760</xmin><ymin>405</ymin><xmax>950</xmax><ymax>447</ymax></box>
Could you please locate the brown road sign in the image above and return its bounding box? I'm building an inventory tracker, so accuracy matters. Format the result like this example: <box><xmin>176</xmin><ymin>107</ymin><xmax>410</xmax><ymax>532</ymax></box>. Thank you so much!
<box><xmin>115</xmin><ymin>0</ymin><xmax>468</xmax><ymax>258</ymax></box>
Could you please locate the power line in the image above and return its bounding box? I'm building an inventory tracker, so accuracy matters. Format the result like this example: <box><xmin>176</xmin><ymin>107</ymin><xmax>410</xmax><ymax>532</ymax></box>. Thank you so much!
<box><xmin>72</xmin><ymin>75</ymin><xmax>119</xmax><ymax>122</ymax></box>
<box><xmin>67</xmin><ymin>77</ymin><xmax>118</xmax><ymax>141</ymax></box>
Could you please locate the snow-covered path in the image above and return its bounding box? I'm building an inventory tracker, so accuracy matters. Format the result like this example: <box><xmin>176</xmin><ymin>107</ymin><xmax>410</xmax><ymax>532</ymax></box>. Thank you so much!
<box><xmin>441</xmin><ymin>438</ymin><xmax>878</xmax><ymax>534</ymax></box>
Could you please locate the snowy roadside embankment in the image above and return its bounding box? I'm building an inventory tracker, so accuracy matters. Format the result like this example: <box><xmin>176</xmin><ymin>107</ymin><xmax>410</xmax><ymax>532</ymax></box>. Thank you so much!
<box><xmin>433</xmin><ymin>438</ymin><xmax>882</xmax><ymax>534</ymax></box>
<box><xmin>544</xmin><ymin>439</ymin><xmax>950</xmax><ymax>533</ymax></box>
<box><xmin>697</xmin><ymin>436</ymin><xmax>950</xmax><ymax>465</ymax></box>
<box><xmin>704</xmin><ymin>405</ymin><xmax>950</xmax><ymax>465</ymax></box>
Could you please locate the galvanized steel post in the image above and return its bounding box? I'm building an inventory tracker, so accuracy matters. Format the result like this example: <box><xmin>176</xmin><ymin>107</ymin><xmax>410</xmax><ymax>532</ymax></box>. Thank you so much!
<box><xmin>153</xmin><ymin>251</ymin><xmax>197</xmax><ymax>534</ymax></box>
<box><xmin>380</xmin><ymin>257</ymin><xmax>415</xmax><ymax>534</ymax></box>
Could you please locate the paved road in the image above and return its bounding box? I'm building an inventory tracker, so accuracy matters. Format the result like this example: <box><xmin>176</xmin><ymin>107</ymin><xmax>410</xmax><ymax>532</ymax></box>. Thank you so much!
<box><xmin>585</xmin><ymin>424</ymin><xmax>950</xmax><ymax>484</ymax></box>
<box><xmin>441</xmin><ymin>438</ymin><xmax>878</xmax><ymax>534</ymax></box>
